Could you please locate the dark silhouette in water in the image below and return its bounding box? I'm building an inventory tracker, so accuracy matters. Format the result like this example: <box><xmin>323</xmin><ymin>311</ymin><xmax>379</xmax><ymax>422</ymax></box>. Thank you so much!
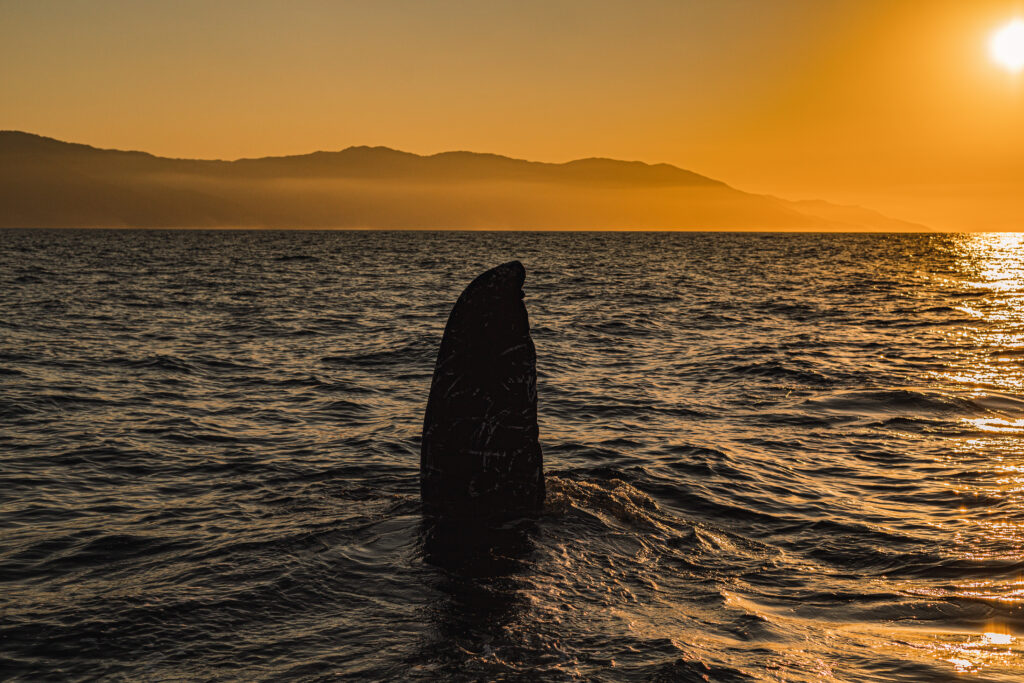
<box><xmin>414</xmin><ymin>515</ymin><xmax>538</xmax><ymax>674</ymax></box>
<box><xmin>420</xmin><ymin>261</ymin><xmax>545</xmax><ymax>518</ymax></box>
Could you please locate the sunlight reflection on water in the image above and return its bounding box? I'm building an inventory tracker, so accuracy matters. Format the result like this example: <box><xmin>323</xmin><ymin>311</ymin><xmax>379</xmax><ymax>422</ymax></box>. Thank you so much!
<box><xmin>924</xmin><ymin>233</ymin><xmax>1024</xmax><ymax>673</ymax></box>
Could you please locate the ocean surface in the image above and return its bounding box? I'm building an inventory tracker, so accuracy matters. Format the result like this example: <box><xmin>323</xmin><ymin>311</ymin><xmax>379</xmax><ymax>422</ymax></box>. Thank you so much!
<box><xmin>3</xmin><ymin>229</ymin><xmax>1024</xmax><ymax>682</ymax></box>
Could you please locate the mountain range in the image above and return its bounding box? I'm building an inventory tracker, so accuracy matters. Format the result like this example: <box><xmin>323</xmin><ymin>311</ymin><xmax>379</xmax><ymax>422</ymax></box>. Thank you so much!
<box><xmin>0</xmin><ymin>131</ymin><xmax>928</xmax><ymax>230</ymax></box>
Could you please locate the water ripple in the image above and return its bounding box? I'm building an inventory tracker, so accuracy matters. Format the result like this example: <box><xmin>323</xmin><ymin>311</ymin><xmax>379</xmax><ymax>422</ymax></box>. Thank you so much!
<box><xmin>4</xmin><ymin>230</ymin><xmax>1024</xmax><ymax>680</ymax></box>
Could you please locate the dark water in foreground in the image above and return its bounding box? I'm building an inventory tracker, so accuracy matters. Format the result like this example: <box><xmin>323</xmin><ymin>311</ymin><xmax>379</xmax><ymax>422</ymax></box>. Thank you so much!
<box><xmin>3</xmin><ymin>230</ymin><xmax>1024</xmax><ymax>681</ymax></box>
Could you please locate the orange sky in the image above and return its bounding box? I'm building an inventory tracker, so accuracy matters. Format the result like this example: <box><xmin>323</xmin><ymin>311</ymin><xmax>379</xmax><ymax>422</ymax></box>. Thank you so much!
<box><xmin>2</xmin><ymin>0</ymin><xmax>1023</xmax><ymax>230</ymax></box>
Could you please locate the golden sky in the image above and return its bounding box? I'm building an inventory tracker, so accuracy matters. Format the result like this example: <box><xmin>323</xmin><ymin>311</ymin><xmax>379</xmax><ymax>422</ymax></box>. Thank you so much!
<box><xmin>2</xmin><ymin>0</ymin><xmax>1023</xmax><ymax>230</ymax></box>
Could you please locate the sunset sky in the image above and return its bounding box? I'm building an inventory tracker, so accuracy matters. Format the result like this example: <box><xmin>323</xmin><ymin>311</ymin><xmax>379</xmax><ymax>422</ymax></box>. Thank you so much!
<box><xmin>2</xmin><ymin>0</ymin><xmax>1023</xmax><ymax>230</ymax></box>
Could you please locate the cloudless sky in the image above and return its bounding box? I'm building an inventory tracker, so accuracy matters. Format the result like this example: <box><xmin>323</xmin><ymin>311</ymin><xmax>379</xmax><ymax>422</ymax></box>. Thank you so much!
<box><xmin>2</xmin><ymin>0</ymin><xmax>1023</xmax><ymax>229</ymax></box>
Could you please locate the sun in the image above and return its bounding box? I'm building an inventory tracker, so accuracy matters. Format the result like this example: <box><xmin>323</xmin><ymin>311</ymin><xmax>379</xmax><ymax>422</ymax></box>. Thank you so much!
<box><xmin>990</xmin><ymin>19</ymin><xmax>1024</xmax><ymax>73</ymax></box>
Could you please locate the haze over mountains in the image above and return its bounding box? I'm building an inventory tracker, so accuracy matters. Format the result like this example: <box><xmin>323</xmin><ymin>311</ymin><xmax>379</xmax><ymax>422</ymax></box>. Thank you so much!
<box><xmin>0</xmin><ymin>132</ymin><xmax>927</xmax><ymax>230</ymax></box>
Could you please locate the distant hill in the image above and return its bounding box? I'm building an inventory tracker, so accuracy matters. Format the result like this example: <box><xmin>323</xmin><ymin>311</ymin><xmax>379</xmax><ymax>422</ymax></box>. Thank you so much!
<box><xmin>0</xmin><ymin>131</ymin><xmax>929</xmax><ymax>230</ymax></box>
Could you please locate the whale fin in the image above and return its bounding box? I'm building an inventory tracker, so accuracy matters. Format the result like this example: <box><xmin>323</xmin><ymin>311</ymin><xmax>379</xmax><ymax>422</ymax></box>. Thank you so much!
<box><xmin>420</xmin><ymin>261</ymin><xmax>545</xmax><ymax>517</ymax></box>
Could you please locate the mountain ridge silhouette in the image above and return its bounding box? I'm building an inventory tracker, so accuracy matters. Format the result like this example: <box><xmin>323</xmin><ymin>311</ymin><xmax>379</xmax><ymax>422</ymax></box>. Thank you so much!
<box><xmin>0</xmin><ymin>131</ymin><xmax>929</xmax><ymax>230</ymax></box>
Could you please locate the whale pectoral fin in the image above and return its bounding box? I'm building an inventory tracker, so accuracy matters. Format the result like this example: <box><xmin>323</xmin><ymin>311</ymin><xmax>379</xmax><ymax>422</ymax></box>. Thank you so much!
<box><xmin>421</xmin><ymin>261</ymin><xmax>545</xmax><ymax>517</ymax></box>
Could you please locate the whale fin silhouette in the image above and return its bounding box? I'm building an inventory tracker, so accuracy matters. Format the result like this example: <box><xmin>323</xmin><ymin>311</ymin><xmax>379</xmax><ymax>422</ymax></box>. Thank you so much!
<box><xmin>420</xmin><ymin>261</ymin><xmax>545</xmax><ymax>517</ymax></box>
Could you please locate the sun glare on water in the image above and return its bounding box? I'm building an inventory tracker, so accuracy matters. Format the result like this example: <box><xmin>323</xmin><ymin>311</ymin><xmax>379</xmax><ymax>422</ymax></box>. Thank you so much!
<box><xmin>990</xmin><ymin>19</ymin><xmax>1024</xmax><ymax>72</ymax></box>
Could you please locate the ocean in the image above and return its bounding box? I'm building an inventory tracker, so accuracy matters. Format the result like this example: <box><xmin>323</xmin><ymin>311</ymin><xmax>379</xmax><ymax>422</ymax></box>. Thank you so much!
<box><xmin>2</xmin><ymin>229</ymin><xmax>1024</xmax><ymax>681</ymax></box>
